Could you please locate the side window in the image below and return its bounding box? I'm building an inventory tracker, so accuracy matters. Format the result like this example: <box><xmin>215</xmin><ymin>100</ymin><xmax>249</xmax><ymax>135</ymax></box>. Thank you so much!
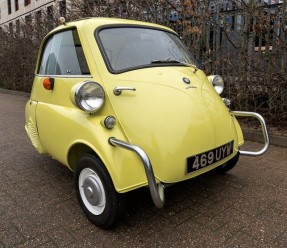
<box><xmin>38</xmin><ymin>29</ymin><xmax>90</xmax><ymax>75</ymax></box>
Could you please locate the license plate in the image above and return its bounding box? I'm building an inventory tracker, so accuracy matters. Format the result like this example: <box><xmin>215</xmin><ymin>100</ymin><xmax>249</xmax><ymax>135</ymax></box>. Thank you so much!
<box><xmin>187</xmin><ymin>140</ymin><xmax>234</xmax><ymax>173</ymax></box>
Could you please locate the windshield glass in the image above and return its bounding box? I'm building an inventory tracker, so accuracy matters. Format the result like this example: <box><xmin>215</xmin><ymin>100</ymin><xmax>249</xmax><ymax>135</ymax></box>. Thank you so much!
<box><xmin>97</xmin><ymin>27</ymin><xmax>198</xmax><ymax>72</ymax></box>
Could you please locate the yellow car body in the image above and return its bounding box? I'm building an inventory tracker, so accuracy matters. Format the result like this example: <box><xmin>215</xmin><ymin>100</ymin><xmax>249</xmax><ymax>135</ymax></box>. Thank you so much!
<box><xmin>25</xmin><ymin>18</ymin><xmax>269</xmax><ymax>228</ymax></box>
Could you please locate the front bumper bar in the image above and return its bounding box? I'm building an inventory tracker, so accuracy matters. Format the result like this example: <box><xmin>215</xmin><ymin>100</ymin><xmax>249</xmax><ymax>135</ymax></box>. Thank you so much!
<box><xmin>108</xmin><ymin>111</ymin><xmax>268</xmax><ymax>208</ymax></box>
<box><xmin>231</xmin><ymin>111</ymin><xmax>269</xmax><ymax>156</ymax></box>
<box><xmin>108</xmin><ymin>137</ymin><xmax>165</xmax><ymax>208</ymax></box>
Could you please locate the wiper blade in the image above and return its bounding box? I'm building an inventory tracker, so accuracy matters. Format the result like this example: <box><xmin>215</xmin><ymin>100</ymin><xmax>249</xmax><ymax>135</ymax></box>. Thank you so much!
<box><xmin>151</xmin><ymin>59</ymin><xmax>198</xmax><ymax>71</ymax></box>
<box><xmin>151</xmin><ymin>59</ymin><xmax>183</xmax><ymax>64</ymax></box>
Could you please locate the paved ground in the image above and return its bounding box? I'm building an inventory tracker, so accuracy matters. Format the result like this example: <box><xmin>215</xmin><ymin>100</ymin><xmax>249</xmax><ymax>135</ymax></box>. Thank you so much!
<box><xmin>0</xmin><ymin>92</ymin><xmax>286</xmax><ymax>248</ymax></box>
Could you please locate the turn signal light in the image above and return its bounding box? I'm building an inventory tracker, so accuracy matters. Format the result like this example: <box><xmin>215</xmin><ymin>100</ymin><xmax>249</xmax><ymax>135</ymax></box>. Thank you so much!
<box><xmin>104</xmin><ymin>116</ymin><xmax>116</xmax><ymax>129</ymax></box>
<box><xmin>43</xmin><ymin>78</ymin><xmax>54</xmax><ymax>90</ymax></box>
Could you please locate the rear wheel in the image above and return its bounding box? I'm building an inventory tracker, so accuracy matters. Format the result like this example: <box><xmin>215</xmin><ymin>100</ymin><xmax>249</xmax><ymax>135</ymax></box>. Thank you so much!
<box><xmin>74</xmin><ymin>154</ymin><xmax>125</xmax><ymax>228</ymax></box>
<box><xmin>216</xmin><ymin>152</ymin><xmax>239</xmax><ymax>174</ymax></box>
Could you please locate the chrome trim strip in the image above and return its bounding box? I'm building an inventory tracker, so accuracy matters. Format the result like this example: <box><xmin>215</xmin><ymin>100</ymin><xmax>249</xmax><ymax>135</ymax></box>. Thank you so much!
<box><xmin>108</xmin><ymin>137</ymin><xmax>165</xmax><ymax>208</ymax></box>
<box><xmin>231</xmin><ymin>111</ymin><xmax>269</xmax><ymax>156</ymax></box>
<box><xmin>36</xmin><ymin>74</ymin><xmax>93</xmax><ymax>78</ymax></box>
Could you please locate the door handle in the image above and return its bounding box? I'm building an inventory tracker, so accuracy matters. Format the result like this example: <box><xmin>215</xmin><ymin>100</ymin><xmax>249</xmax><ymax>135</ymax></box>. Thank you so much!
<box><xmin>113</xmin><ymin>87</ymin><xmax>136</xmax><ymax>96</ymax></box>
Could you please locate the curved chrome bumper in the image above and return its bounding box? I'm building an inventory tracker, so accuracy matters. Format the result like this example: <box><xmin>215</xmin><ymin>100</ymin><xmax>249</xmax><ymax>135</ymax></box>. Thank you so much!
<box><xmin>108</xmin><ymin>137</ymin><xmax>165</xmax><ymax>208</ymax></box>
<box><xmin>231</xmin><ymin>111</ymin><xmax>269</xmax><ymax>156</ymax></box>
<box><xmin>108</xmin><ymin>111</ymin><xmax>268</xmax><ymax>208</ymax></box>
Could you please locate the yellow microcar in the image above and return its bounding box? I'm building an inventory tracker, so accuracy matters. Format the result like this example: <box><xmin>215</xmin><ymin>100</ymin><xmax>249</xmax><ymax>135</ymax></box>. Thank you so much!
<box><xmin>25</xmin><ymin>17</ymin><xmax>269</xmax><ymax>228</ymax></box>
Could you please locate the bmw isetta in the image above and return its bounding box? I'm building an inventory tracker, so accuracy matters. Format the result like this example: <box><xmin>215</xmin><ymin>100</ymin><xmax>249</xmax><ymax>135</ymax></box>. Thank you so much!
<box><xmin>25</xmin><ymin>17</ymin><xmax>269</xmax><ymax>228</ymax></box>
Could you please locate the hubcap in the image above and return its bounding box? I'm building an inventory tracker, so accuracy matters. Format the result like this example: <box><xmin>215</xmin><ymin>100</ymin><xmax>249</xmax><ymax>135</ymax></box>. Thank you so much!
<box><xmin>83</xmin><ymin>176</ymin><xmax>102</xmax><ymax>206</ymax></box>
<box><xmin>79</xmin><ymin>168</ymin><xmax>106</xmax><ymax>215</ymax></box>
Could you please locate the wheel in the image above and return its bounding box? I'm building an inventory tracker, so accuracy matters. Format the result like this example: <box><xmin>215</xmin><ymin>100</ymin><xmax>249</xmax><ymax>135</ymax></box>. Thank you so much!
<box><xmin>216</xmin><ymin>152</ymin><xmax>239</xmax><ymax>174</ymax></box>
<box><xmin>74</xmin><ymin>154</ymin><xmax>125</xmax><ymax>228</ymax></box>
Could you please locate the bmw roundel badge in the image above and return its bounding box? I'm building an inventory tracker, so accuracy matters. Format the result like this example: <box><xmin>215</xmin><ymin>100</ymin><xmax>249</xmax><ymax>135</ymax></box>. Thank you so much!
<box><xmin>183</xmin><ymin>77</ymin><xmax>190</xmax><ymax>84</ymax></box>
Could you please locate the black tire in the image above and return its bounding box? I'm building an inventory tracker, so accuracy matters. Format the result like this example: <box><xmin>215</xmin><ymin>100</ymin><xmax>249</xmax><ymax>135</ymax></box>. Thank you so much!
<box><xmin>74</xmin><ymin>154</ymin><xmax>125</xmax><ymax>229</ymax></box>
<box><xmin>216</xmin><ymin>152</ymin><xmax>239</xmax><ymax>174</ymax></box>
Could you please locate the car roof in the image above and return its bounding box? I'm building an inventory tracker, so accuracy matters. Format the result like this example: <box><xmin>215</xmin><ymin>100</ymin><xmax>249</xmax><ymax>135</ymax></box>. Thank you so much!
<box><xmin>51</xmin><ymin>17</ymin><xmax>175</xmax><ymax>34</ymax></box>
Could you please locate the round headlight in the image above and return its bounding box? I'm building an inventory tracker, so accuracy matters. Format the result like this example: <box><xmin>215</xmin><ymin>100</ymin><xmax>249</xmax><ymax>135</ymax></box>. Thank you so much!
<box><xmin>208</xmin><ymin>75</ymin><xmax>224</xmax><ymax>95</ymax></box>
<box><xmin>75</xmin><ymin>81</ymin><xmax>105</xmax><ymax>113</ymax></box>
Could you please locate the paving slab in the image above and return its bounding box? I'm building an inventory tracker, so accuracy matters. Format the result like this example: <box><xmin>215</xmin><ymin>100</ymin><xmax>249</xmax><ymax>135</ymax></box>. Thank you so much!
<box><xmin>0</xmin><ymin>92</ymin><xmax>287</xmax><ymax>248</ymax></box>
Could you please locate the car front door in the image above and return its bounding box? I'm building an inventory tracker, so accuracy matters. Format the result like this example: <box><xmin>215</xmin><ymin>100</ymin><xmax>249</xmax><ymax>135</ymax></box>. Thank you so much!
<box><xmin>32</xmin><ymin>28</ymin><xmax>93</xmax><ymax>164</ymax></box>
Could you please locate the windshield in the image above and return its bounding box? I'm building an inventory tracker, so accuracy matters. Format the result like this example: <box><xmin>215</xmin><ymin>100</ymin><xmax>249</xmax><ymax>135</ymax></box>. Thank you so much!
<box><xmin>97</xmin><ymin>27</ymin><xmax>198</xmax><ymax>72</ymax></box>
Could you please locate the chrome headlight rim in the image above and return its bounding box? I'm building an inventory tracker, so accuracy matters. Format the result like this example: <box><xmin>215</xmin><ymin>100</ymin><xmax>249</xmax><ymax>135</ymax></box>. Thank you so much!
<box><xmin>208</xmin><ymin>75</ymin><xmax>224</xmax><ymax>95</ymax></box>
<box><xmin>75</xmin><ymin>81</ymin><xmax>105</xmax><ymax>113</ymax></box>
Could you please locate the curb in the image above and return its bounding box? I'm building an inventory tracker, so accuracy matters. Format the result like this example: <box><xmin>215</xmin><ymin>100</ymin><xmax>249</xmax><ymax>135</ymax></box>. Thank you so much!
<box><xmin>243</xmin><ymin>129</ymin><xmax>287</xmax><ymax>148</ymax></box>
<box><xmin>1</xmin><ymin>88</ymin><xmax>286</xmax><ymax>148</ymax></box>
<box><xmin>0</xmin><ymin>88</ymin><xmax>30</xmax><ymax>97</ymax></box>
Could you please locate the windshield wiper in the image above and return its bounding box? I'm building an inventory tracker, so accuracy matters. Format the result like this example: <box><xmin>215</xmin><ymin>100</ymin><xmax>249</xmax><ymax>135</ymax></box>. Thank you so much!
<box><xmin>151</xmin><ymin>59</ymin><xmax>198</xmax><ymax>72</ymax></box>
